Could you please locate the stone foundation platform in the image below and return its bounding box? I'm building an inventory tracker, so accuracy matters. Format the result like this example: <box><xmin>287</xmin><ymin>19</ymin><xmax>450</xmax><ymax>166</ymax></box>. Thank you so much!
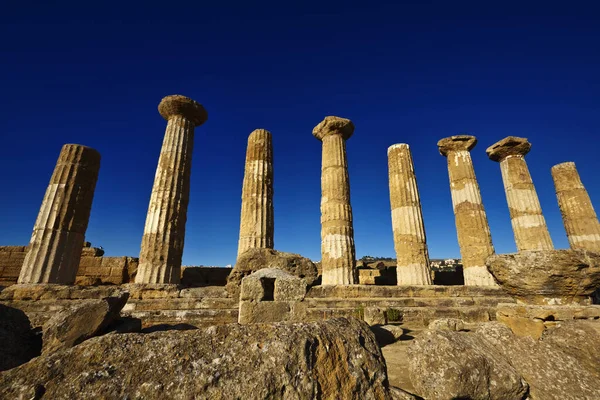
<box><xmin>1</xmin><ymin>283</ymin><xmax>515</xmax><ymax>329</ymax></box>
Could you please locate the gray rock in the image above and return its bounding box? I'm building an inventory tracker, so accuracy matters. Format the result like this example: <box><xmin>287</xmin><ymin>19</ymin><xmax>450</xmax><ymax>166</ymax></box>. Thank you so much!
<box><xmin>477</xmin><ymin>321</ymin><xmax>600</xmax><ymax>400</ymax></box>
<box><xmin>0</xmin><ymin>317</ymin><xmax>393</xmax><ymax>400</ymax></box>
<box><xmin>428</xmin><ymin>318</ymin><xmax>465</xmax><ymax>331</ymax></box>
<box><xmin>0</xmin><ymin>304</ymin><xmax>41</xmax><ymax>371</ymax></box>
<box><xmin>227</xmin><ymin>248</ymin><xmax>318</xmax><ymax>298</ymax></box>
<box><xmin>407</xmin><ymin>329</ymin><xmax>528</xmax><ymax>400</ymax></box>
<box><xmin>42</xmin><ymin>292</ymin><xmax>129</xmax><ymax>354</ymax></box>
<box><xmin>486</xmin><ymin>249</ymin><xmax>600</xmax><ymax>304</ymax></box>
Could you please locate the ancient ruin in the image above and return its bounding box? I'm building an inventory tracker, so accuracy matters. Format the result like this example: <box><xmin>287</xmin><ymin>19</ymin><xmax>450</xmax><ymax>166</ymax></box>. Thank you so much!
<box><xmin>18</xmin><ymin>144</ymin><xmax>101</xmax><ymax>284</ymax></box>
<box><xmin>1</xmin><ymin>95</ymin><xmax>599</xmax><ymax>399</ymax></box>
<box><xmin>487</xmin><ymin>136</ymin><xmax>554</xmax><ymax>251</ymax></box>
<box><xmin>438</xmin><ymin>135</ymin><xmax>497</xmax><ymax>286</ymax></box>
<box><xmin>136</xmin><ymin>95</ymin><xmax>207</xmax><ymax>284</ymax></box>
<box><xmin>387</xmin><ymin>143</ymin><xmax>432</xmax><ymax>285</ymax></box>
<box><xmin>313</xmin><ymin>116</ymin><xmax>357</xmax><ymax>285</ymax></box>
<box><xmin>237</xmin><ymin>129</ymin><xmax>274</xmax><ymax>257</ymax></box>
<box><xmin>552</xmin><ymin>162</ymin><xmax>600</xmax><ymax>252</ymax></box>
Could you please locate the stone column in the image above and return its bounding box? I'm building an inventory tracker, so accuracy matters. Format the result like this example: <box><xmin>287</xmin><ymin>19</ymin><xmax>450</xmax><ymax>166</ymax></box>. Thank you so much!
<box><xmin>487</xmin><ymin>136</ymin><xmax>553</xmax><ymax>251</ymax></box>
<box><xmin>136</xmin><ymin>95</ymin><xmax>207</xmax><ymax>284</ymax></box>
<box><xmin>551</xmin><ymin>162</ymin><xmax>600</xmax><ymax>252</ymax></box>
<box><xmin>387</xmin><ymin>144</ymin><xmax>432</xmax><ymax>285</ymax></box>
<box><xmin>438</xmin><ymin>135</ymin><xmax>497</xmax><ymax>286</ymax></box>
<box><xmin>313</xmin><ymin>116</ymin><xmax>357</xmax><ymax>285</ymax></box>
<box><xmin>237</xmin><ymin>129</ymin><xmax>274</xmax><ymax>257</ymax></box>
<box><xmin>18</xmin><ymin>144</ymin><xmax>101</xmax><ymax>284</ymax></box>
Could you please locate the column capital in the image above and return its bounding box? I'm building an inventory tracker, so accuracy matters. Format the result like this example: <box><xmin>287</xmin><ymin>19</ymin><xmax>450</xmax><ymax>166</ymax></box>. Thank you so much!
<box><xmin>158</xmin><ymin>95</ymin><xmax>208</xmax><ymax>127</ymax></box>
<box><xmin>313</xmin><ymin>116</ymin><xmax>354</xmax><ymax>141</ymax></box>
<box><xmin>437</xmin><ymin>135</ymin><xmax>477</xmax><ymax>156</ymax></box>
<box><xmin>486</xmin><ymin>136</ymin><xmax>531</xmax><ymax>162</ymax></box>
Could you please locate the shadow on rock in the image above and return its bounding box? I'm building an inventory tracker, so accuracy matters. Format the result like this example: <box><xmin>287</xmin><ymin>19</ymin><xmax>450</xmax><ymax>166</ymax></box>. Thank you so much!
<box><xmin>0</xmin><ymin>304</ymin><xmax>42</xmax><ymax>371</ymax></box>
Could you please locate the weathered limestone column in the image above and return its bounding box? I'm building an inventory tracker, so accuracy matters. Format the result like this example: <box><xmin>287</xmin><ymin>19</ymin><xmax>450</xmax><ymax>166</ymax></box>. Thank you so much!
<box><xmin>18</xmin><ymin>144</ymin><xmax>101</xmax><ymax>284</ymax></box>
<box><xmin>487</xmin><ymin>136</ymin><xmax>553</xmax><ymax>251</ymax></box>
<box><xmin>438</xmin><ymin>135</ymin><xmax>497</xmax><ymax>286</ymax></box>
<box><xmin>313</xmin><ymin>116</ymin><xmax>357</xmax><ymax>285</ymax></box>
<box><xmin>136</xmin><ymin>95</ymin><xmax>207</xmax><ymax>284</ymax></box>
<box><xmin>237</xmin><ymin>129</ymin><xmax>274</xmax><ymax>257</ymax></box>
<box><xmin>552</xmin><ymin>162</ymin><xmax>600</xmax><ymax>252</ymax></box>
<box><xmin>387</xmin><ymin>144</ymin><xmax>432</xmax><ymax>285</ymax></box>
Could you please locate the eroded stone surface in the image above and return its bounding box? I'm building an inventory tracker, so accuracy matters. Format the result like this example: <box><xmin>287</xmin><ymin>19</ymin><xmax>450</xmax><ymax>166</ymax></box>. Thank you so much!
<box><xmin>428</xmin><ymin>318</ymin><xmax>465</xmax><ymax>331</ymax></box>
<box><xmin>42</xmin><ymin>292</ymin><xmax>129</xmax><ymax>354</ymax></box>
<box><xmin>226</xmin><ymin>248</ymin><xmax>318</xmax><ymax>298</ymax></box>
<box><xmin>487</xmin><ymin>136</ymin><xmax>553</xmax><ymax>251</ymax></box>
<box><xmin>388</xmin><ymin>144</ymin><xmax>431</xmax><ymax>285</ymax></box>
<box><xmin>137</xmin><ymin>95</ymin><xmax>207</xmax><ymax>284</ymax></box>
<box><xmin>552</xmin><ymin>162</ymin><xmax>600</xmax><ymax>252</ymax></box>
<box><xmin>0</xmin><ymin>304</ymin><xmax>41</xmax><ymax>371</ymax></box>
<box><xmin>438</xmin><ymin>135</ymin><xmax>497</xmax><ymax>286</ymax></box>
<box><xmin>0</xmin><ymin>317</ymin><xmax>393</xmax><ymax>400</ymax></box>
<box><xmin>19</xmin><ymin>144</ymin><xmax>101</xmax><ymax>284</ymax></box>
<box><xmin>237</xmin><ymin>129</ymin><xmax>274</xmax><ymax>258</ymax></box>
<box><xmin>486</xmin><ymin>249</ymin><xmax>600</xmax><ymax>304</ymax></box>
<box><xmin>314</xmin><ymin>116</ymin><xmax>357</xmax><ymax>285</ymax></box>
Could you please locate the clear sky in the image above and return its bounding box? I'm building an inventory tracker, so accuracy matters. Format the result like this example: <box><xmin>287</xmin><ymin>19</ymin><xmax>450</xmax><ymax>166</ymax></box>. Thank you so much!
<box><xmin>1</xmin><ymin>1</ymin><xmax>599</xmax><ymax>266</ymax></box>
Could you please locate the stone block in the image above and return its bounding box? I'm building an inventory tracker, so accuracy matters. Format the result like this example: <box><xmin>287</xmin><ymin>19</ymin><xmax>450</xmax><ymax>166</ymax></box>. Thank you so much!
<box><xmin>274</xmin><ymin>277</ymin><xmax>306</xmax><ymax>301</ymax></box>
<box><xmin>364</xmin><ymin>307</ymin><xmax>387</xmax><ymax>326</ymax></box>
<box><xmin>240</xmin><ymin>268</ymin><xmax>306</xmax><ymax>302</ymax></box>
<box><xmin>238</xmin><ymin>301</ymin><xmax>292</xmax><ymax>324</ymax></box>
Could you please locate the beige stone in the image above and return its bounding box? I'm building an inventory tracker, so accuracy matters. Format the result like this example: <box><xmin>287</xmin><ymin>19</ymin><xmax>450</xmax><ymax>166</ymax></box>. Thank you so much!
<box><xmin>237</xmin><ymin>129</ymin><xmax>274</xmax><ymax>257</ymax></box>
<box><xmin>18</xmin><ymin>144</ymin><xmax>101</xmax><ymax>284</ymax></box>
<box><xmin>552</xmin><ymin>162</ymin><xmax>600</xmax><ymax>252</ymax></box>
<box><xmin>387</xmin><ymin>144</ymin><xmax>432</xmax><ymax>285</ymax></box>
<box><xmin>136</xmin><ymin>95</ymin><xmax>207</xmax><ymax>284</ymax></box>
<box><xmin>437</xmin><ymin>135</ymin><xmax>497</xmax><ymax>286</ymax></box>
<box><xmin>486</xmin><ymin>136</ymin><xmax>554</xmax><ymax>251</ymax></box>
<box><xmin>313</xmin><ymin>116</ymin><xmax>357</xmax><ymax>285</ymax></box>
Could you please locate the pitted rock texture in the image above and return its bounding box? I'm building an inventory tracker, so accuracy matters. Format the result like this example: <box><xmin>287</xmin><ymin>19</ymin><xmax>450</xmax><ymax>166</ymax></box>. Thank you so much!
<box><xmin>227</xmin><ymin>248</ymin><xmax>318</xmax><ymax>298</ymax></box>
<box><xmin>0</xmin><ymin>304</ymin><xmax>41</xmax><ymax>371</ymax></box>
<box><xmin>158</xmin><ymin>94</ymin><xmax>208</xmax><ymax>126</ymax></box>
<box><xmin>407</xmin><ymin>327</ymin><xmax>528</xmax><ymax>400</ymax></box>
<box><xmin>19</xmin><ymin>144</ymin><xmax>101</xmax><ymax>284</ymax></box>
<box><xmin>552</xmin><ymin>162</ymin><xmax>600</xmax><ymax>252</ymax></box>
<box><xmin>0</xmin><ymin>317</ymin><xmax>393</xmax><ymax>400</ymax></box>
<box><xmin>486</xmin><ymin>249</ymin><xmax>600</xmax><ymax>304</ymax></box>
<box><xmin>42</xmin><ymin>292</ymin><xmax>129</xmax><ymax>354</ymax></box>
<box><xmin>312</xmin><ymin>115</ymin><xmax>354</xmax><ymax>140</ymax></box>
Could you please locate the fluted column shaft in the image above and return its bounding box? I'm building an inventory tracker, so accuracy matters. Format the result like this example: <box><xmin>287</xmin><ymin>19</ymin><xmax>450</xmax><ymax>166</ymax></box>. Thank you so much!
<box><xmin>552</xmin><ymin>162</ymin><xmax>600</xmax><ymax>252</ymax></box>
<box><xmin>388</xmin><ymin>144</ymin><xmax>432</xmax><ymax>285</ymax></box>
<box><xmin>499</xmin><ymin>156</ymin><xmax>553</xmax><ymax>251</ymax></box>
<box><xmin>18</xmin><ymin>144</ymin><xmax>101</xmax><ymax>284</ymax></box>
<box><xmin>487</xmin><ymin>137</ymin><xmax>553</xmax><ymax>252</ymax></box>
<box><xmin>438</xmin><ymin>135</ymin><xmax>497</xmax><ymax>286</ymax></box>
<box><xmin>237</xmin><ymin>129</ymin><xmax>274</xmax><ymax>257</ymax></box>
<box><xmin>137</xmin><ymin>116</ymin><xmax>194</xmax><ymax>284</ymax></box>
<box><xmin>320</xmin><ymin>134</ymin><xmax>356</xmax><ymax>284</ymax></box>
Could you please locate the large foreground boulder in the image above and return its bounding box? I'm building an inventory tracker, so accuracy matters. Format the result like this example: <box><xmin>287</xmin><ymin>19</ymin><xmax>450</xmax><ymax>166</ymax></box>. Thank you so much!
<box><xmin>42</xmin><ymin>292</ymin><xmax>129</xmax><ymax>354</ymax></box>
<box><xmin>407</xmin><ymin>320</ymin><xmax>600</xmax><ymax>400</ymax></box>
<box><xmin>227</xmin><ymin>248</ymin><xmax>318</xmax><ymax>298</ymax></box>
<box><xmin>486</xmin><ymin>249</ymin><xmax>600</xmax><ymax>304</ymax></box>
<box><xmin>0</xmin><ymin>304</ymin><xmax>41</xmax><ymax>371</ymax></box>
<box><xmin>0</xmin><ymin>317</ymin><xmax>393</xmax><ymax>399</ymax></box>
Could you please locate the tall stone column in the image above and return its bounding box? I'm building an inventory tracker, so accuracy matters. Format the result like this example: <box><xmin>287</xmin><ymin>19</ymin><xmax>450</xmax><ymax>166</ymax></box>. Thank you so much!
<box><xmin>387</xmin><ymin>144</ymin><xmax>432</xmax><ymax>285</ymax></box>
<box><xmin>237</xmin><ymin>129</ymin><xmax>274</xmax><ymax>257</ymax></box>
<box><xmin>551</xmin><ymin>162</ymin><xmax>600</xmax><ymax>252</ymax></box>
<box><xmin>18</xmin><ymin>144</ymin><xmax>101</xmax><ymax>284</ymax></box>
<box><xmin>438</xmin><ymin>135</ymin><xmax>497</xmax><ymax>286</ymax></box>
<box><xmin>136</xmin><ymin>95</ymin><xmax>207</xmax><ymax>284</ymax></box>
<box><xmin>313</xmin><ymin>116</ymin><xmax>357</xmax><ymax>285</ymax></box>
<box><xmin>486</xmin><ymin>136</ymin><xmax>553</xmax><ymax>251</ymax></box>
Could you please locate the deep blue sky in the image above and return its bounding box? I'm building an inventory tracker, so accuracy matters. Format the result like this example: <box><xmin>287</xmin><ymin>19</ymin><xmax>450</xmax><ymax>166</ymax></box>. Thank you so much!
<box><xmin>1</xmin><ymin>1</ymin><xmax>599</xmax><ymax>266</ymax></box>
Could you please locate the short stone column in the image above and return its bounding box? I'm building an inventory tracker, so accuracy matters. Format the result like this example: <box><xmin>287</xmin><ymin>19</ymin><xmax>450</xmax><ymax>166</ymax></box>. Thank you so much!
<box><xmin>313</xmin><ymin>116</ymin><xmax>357</xmax><ymax>285</ymax></box>
<box><xmin>438</xmin><ymin>135</ymin><xmax>497</xmax><ymax>286</ymax></box>
<box><xmin>237</xmin><ymin>129</ymin><xmax>274</xmax><ymax>258</ymax></box>
<box><xmin>551</xmin><ymin>162</ymin><xmax>600</xmax><ymax>252</ymax></box>
<box><xmin>18</xmin><ymin>144</ymin><xmax>101</xmax><ymax>284</ymax></box>
<box><xmin>387</xmin><ymin>144</ymin><xmax>432</xmax><ymax>285</ymax></box>
<box><xmin>487</xmin><ymin>136</ymin><xmax>553</xmax><ymax>251</ymax></box>
<box><xmin>136</xmin><ymin>95</ymin><xmax>207</xmax><ymax>284</ymax></box>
